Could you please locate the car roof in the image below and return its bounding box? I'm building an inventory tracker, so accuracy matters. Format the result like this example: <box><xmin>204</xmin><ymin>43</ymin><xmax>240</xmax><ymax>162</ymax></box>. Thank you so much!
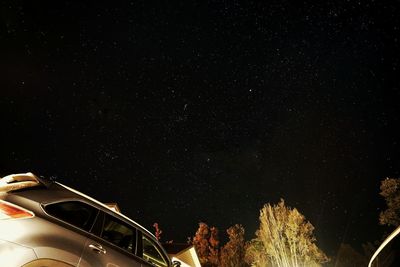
<box><xmin>1</xmin><ymin>173</ymin><xmax>158</xmax><ymax>242</ymax></box>
<box><xmin>55</xmin><ymin>182</ymin><xmax>158</xmax><ymax>240</ymax></box>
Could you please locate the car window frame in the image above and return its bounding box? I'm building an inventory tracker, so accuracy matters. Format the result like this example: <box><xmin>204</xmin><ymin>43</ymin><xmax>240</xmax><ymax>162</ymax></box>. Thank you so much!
<box><xmin>42</xmin><ymin>199</ymin><xmax>171</xmax><ymax>267</ymax></box>
<box><xmin>139</xmin><ymin>231</ymin><xmax>170</xmax><ymax>267</ymax></box>
<box><xmin>41</xmin><ymin>199</ymin><xmax>99</xmax><ymax>234</ymax></box>
<box><xmin>91</xmin><ymin>211</ymin><xmax>139</xmax><ymax>256</ymax></box>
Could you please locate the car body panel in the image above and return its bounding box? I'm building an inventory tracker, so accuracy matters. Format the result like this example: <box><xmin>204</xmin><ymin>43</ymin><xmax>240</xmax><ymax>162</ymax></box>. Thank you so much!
<box><xmin>0</xmin><ymin>173</ymin><xmax>172</xmax><ymax>267</ymax></box>
<box><xmin>0</xmin><ymin>210</ymin><xmax>88</xmax><ymax>266</ymax></box>
<box><xmin>0</xmin><ymin>239</ymin><xmax>37</xmax><ymax>267</ymax></box>
<box><xmin>79</xmin><ymin>237</ymin><xmax>142</xmax><ymax>267</ymax></box>
<box><xmin>22</xmin><ymin>259</ymin><xmax>75</xmax><ymax>267</ymax></box>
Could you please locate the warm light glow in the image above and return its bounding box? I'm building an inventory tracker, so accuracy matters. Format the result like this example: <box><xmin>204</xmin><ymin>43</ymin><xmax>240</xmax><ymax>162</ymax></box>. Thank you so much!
<box><xmin>0</xmin><ymin>200</ymin><xmax>34</xmax><ymax>220</ymax></box>
<box><xmin>368</xmin><ymin>225</ymin><xmax>400</xmax><ymax>267</ymax></box>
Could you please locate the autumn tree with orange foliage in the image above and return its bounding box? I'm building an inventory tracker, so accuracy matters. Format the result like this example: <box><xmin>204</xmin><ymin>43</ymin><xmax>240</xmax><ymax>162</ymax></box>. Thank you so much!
<box><xmin>209</xmin><ymin>226</ymin><xmax>220</xmax><ymax>266</ymax></box>
<box><xmin>220</xmin><ymin>224</ymin><xmax>248</xmax><ymax>267</ymax></box>
<box><xmin>245</xmin><ymin>199</ymin><xmax>328</xmax><ymax>267</ymax></box>
<box><xmin>153</xmin><ymin>222</ymin><xmax>162</xmax><ymax>241</ymax></box>
<box><xmin>192</xmin><ymin>222</ymin><xmax>220</xmax><ymax>267</ymax></box>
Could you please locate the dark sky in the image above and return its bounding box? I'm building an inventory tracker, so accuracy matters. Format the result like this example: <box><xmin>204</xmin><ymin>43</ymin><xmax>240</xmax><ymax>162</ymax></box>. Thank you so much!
<box><xmin>1</xmin><ymin>0</ymin><xmax>400</xmax><ymax>256</ymax></box>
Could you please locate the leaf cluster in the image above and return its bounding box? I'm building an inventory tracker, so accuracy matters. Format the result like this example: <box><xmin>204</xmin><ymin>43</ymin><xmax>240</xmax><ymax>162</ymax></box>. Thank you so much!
<box><xmin>379</xmin><ymin>178</ymin><xmax>400</xmax><ymax>227</ymax></box>
<box><xmin>246</xmin><ymin>199</ymin><xmax>328</xmax><ymax>267</ymax></box>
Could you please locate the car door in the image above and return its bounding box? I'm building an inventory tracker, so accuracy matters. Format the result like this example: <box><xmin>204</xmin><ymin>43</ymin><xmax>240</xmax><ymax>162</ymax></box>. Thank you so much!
<box><xmin>39</xmin><ymin>200</ymin><xmax>99</xmax><ymax>266</ymax></box>
<box><xmin>78</xmin><ymin>211</ymin><xmax>142</xmax><ymax>267</ymax></box>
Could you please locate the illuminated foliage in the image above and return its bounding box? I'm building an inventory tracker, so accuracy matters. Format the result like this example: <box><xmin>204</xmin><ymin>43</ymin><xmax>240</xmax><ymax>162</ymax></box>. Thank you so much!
<box><xmin>153</xmin><ymin>222</ymin><xmax>162</xmax><ymax>241</ymax></box>
<box><xmin>220</xmin><ymin>224</ymin><xmax>248</xmax><ymax>267</ymax></box>
<box><xmin>245</xmin><ymin>199</ymin><xmax>328</xmax><ymax>267</ymax></box>
<box><xmin>379</xmin><ymin>177</ymin><xmax>400</xmax><ymax>227</ymax></box>
<box><xmin>209</xmin><ymin>226</ymin><xmax>220</xmax><ymax>266</ymax></box>
<box><xmin>192</xmin><ymin>222</ymin><xmax>220</xmax><ymax>267</ymax></box>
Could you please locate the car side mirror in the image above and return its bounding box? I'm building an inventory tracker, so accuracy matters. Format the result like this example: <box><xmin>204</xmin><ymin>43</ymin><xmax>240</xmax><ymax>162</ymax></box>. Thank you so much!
<box><xmin>172</xmin><ymin>260</ymin><xmax>181</xmax><ymax>267</ymax></box>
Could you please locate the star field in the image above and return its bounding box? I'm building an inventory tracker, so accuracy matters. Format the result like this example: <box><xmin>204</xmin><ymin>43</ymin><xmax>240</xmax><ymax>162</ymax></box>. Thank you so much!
<box><xmin>1</xmin><ymin>0</ymin><xmax>400</xmax><ymax>255</ymax></box>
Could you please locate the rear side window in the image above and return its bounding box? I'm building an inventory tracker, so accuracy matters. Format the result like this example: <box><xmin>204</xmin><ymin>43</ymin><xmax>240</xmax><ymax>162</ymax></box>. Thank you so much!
<box><xmin>44</xmin><ymin>201</ymin><xmax>98</xmax><ymax>231</ymax></box>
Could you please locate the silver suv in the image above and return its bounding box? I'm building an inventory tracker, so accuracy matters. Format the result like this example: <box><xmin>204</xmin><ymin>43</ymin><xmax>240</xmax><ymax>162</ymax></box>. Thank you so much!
<box><xmin>0</xmin><ymin>172</ymin><xmax>178</xmax><ymax>267</ymax></box>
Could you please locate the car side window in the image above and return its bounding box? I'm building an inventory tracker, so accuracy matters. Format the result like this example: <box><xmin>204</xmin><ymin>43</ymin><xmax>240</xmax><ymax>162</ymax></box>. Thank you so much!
<box><xmin>44</xmin><ymin>201</ymin><xmax>98</xmax><ymax>232</ymax></box>
<box><xmin>100</xmin><ymin>213</ymin><xmax>137</xmax><ymax>254</ymax></box>
<box><xmin>142</xmin><ymin>235</ymin><xmax>168</xmax><ymax>267</ymax></box>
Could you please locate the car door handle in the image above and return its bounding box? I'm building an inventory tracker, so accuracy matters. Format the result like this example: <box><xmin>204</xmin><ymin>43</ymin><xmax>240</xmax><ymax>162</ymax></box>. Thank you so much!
<box><xmin>89</xmin><ymin>243</ymin><xmax>106</xmax><ymax>254</ymax></box>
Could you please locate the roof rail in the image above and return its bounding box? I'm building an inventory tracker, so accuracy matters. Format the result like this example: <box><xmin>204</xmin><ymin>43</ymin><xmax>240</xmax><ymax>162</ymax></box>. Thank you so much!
<box><xmin>0</xmin><ymin>172</ymin><xmax>41</xmax><ymax>193</ymax></box>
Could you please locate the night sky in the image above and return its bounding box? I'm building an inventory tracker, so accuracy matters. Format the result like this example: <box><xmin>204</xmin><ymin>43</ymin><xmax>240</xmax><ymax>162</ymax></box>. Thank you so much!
<box><xmin>1</xmin><ymin>0</ymin><xmax>400</xmax><ymax>256</ymax></box>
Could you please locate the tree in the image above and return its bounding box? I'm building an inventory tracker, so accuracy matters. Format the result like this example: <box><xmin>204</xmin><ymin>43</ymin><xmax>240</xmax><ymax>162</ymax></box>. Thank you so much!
<box><xmin>220</xmin><ymin>224</ymin><xmax>248</xmax><ymax>267</ymax></box>
<box><xmin>192</xmin><ymin>222</ymin><xmax>220</xmax><ymax>267</ymax></box>
<box><xmin>245</xmin><ymin>238</ymin><xmax>270</xmax><ymax>266</ymax></box>
<box><xmin>193</xmin><ymin>222</ymin><xmax>210</xmax><ymax>265</ymax></box>
<box><xmin>153</xmin><ymin>222</ymin><xmax>162</xmax><ymax>241</ymax></box>
<box><xmin>379</xmin><ymin>177</ymin><xmax>400</xmax><ymax>227</ymax></box>
<box><xmin>209</xmin><ymin>226</ymin><xmax>220</xmax><ymax>266</ymax></box>
<box><xmin>245</xmin><ymin>199</ymin><xmax>328</xmax><ymax>267</ymax></box>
